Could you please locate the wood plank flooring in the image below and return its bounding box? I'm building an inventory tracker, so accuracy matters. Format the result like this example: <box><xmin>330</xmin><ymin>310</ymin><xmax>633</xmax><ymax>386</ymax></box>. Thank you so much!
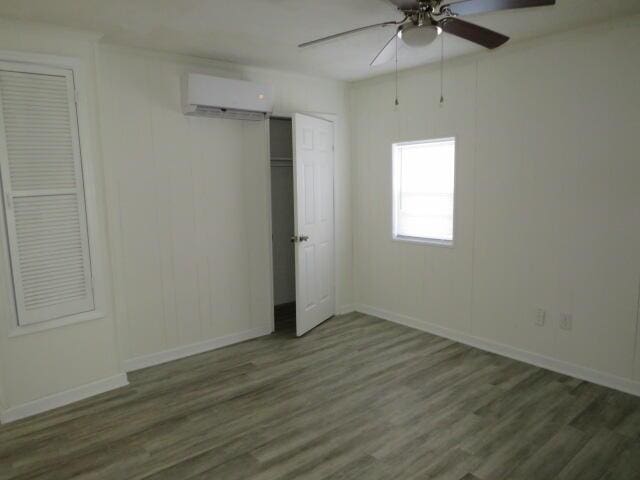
<box><xmin>1</xmin><ymin>312</ymin><xmax>640</xmax><ymax>479</ymax></box>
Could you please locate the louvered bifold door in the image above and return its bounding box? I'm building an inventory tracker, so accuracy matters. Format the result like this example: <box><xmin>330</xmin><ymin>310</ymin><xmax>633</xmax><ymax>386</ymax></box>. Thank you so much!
<box><xmin>0</xmin><ymin>63</ymin><xmax>94</xmax><ymax>326</ymax></box>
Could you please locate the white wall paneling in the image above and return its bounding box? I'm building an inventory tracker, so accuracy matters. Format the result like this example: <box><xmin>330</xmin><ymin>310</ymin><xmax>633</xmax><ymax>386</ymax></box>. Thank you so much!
<box><xmin>350</xmin><ymin>15</ymin><xmax>640</xmax><ymax>390</ymax></box>
<box><xmin>97</xmin><ymin>50</ymin><xmax>266</xmax><ymax>361</ymax></box>
<box><xmin>96</xmin><ymin>45</ymin><xmax>353</xmax><ymax>368</ymax></box>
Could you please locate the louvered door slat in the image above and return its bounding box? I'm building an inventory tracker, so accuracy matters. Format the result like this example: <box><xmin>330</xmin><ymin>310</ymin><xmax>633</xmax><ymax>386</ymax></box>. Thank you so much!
<box><xmin>0</xmin><ymin>64</ymin><xmax>94</xmax><ymax>326</ymax></box>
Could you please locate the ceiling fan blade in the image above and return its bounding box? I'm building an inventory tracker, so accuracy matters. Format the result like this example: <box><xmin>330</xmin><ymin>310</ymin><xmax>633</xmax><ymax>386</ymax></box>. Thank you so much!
<box><xmin>441</xmin><ymin>0</ymin><xmax>555</xmax><ymax>17</ymax></box>
<box><xmin>299</xmin><ymin>20</ymin><xmax>401</xmax><ymax>48</ymax></box>
<box><xmin>439</xmin><ymin>17</ymin><xmax>509</xmax><ymax>49</ymax></box>
<box><xmin>387</xmin><ymin>0</ymin><xmax>420</xmax><ymax>9</ymax></box>
<box><xmin>370</xmin><ymin>30</ymin><xmax>401</xmax><ymax>66</ymax></box>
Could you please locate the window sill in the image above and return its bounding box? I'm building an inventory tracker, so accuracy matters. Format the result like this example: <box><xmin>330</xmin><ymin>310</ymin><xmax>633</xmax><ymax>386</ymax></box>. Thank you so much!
<box><xmin>8</xmin><ymin>310</ymin><xmax>106</xmax><ymax>338</ymax></box>
<box><xmin>392</xmin><ymin>235</ymin><xmax>454</xmax><ymax>248</ymax></box>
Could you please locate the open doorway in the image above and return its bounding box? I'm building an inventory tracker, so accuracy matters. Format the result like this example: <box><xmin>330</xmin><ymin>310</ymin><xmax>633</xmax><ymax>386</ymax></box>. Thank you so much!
<box><xmin>269</xmin><ymin>113</ymin><xmax>336</xmax><ymax>337</ymax></box>
<box><xmin>270</xmin><ymin>117</ymin><xmax>295</xmax><ymax>333</ymax></box>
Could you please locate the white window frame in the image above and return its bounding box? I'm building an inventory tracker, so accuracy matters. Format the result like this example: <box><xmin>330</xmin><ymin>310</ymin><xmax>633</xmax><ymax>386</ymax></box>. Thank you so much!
<box><xmin>391</xmin><ymin>137</ymin><xmax>457</xmax><ymax>248</ymax></box>
<box><xmin>0</xmin><ymin>50</ymin><xmax>106</xmax><ymax>337</ymax></box>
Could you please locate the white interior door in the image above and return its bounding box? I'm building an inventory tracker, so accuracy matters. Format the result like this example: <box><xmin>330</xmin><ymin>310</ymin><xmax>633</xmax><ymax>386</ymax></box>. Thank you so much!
<box><xmin>292</xmin><ymin>113</ymin><xmax>335</xmax><ymax>336</ymax></box>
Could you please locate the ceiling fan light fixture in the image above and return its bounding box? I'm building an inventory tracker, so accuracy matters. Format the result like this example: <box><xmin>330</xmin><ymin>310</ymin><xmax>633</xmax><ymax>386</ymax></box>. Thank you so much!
<box><xmin>398</xmin><ymin>24</ymin><xmax>441</xmax><ymax>48</ymax></box>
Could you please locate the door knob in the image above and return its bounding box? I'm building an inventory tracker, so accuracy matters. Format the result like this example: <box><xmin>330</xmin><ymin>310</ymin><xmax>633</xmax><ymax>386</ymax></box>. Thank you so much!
<box><xmin>290</xmin><ymin>235</ymin><xmax>310</xmax><ymax>243</ymax></box>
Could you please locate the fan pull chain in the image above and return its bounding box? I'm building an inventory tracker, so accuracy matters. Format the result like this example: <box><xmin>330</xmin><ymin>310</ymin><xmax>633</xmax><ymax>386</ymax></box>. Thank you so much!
<box><xmin>394</xmin><ymin>33</ymin><xmax>399</xmax><ymax>107</ymax></box>
<box><xmin>439</xmin><ymin>32</ymin><xmax>445</xmax><ymax>106</ymax></box>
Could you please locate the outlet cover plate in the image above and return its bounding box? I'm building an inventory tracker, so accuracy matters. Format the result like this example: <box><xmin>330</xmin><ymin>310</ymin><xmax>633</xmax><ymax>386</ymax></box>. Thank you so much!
<box><xmin>560</xmin><ymin>313</ymin><xmax>573</xmax><ymax>331</ymax></box>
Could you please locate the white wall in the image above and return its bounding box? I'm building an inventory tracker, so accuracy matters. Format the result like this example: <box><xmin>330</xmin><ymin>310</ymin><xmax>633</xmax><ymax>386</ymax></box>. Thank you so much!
<box><xmin>96</xmin><ymin>45</ymin><xmax>353</xmax><ymax>368</ymax></box>
<box><xmin>0</xmin><ymin>20</ymin><xmax>123</xmax><ymax>417</ymax></box>
<box><xmin>350</xmin><ymin>16</ymin><xmax>640</xmax><ymax>390</ymax></box>
<box><xmin>0</xmin><ymin>19</ymin><xmax>353</xmax><ymax>419</ymax></box>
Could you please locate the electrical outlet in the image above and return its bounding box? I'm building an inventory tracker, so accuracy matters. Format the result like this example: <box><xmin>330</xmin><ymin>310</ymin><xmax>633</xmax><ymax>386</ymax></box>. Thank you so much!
<box><xmin>535</xmin><ymin>308</ymin><xmax>546</xmax><ymax>327</ymax></box>
<box><xmin>559</xmin><ymin>313</ymin><xmax>573</xmax><ymax>331</ymax></box>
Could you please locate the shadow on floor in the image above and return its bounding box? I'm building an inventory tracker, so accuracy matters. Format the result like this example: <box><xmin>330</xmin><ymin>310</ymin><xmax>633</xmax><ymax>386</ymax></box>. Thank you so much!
<box><xmin>274</xmin><ymin>302</ymin><xmax>295</xmax><ymax>335</ymax></box>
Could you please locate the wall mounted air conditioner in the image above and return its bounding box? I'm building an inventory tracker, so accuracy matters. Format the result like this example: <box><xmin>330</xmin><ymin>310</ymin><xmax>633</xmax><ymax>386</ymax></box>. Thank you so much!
<box><xmin>182</xmin><ymin>73</ymin><xmax>274</xmax><ymax>121</ymax></box>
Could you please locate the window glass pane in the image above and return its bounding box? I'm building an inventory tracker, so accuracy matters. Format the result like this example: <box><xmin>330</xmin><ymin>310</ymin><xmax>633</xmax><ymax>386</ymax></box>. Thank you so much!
<box><xmin>393</xmin><ymin>138</ymin><xmax>455</xmax><ymax>243</ymax></box>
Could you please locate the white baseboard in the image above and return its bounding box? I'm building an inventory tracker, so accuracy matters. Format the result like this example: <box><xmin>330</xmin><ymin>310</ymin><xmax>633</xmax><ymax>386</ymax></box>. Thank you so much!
<box><xmin>0</xmin><ymin>373</ymin><xmax>129</xmax><ymax>424</ymax></box>
<box><xmin>336</xmin><ymin>304</ymin><xmax>356</xmax><ymax>315</ymax></box>
<box><xmin>123</xmin><ymin>326</ymin><xmax>273</xmax><ymax>372</ymax></box>
<box><xmin>356</xmin><ymin>304</ymin><xmax>640</xmax><ymax>398</ymax></box>
<box><xmin>0</xmin><ymin>327</ymin><xmax>273</xmax><ymax>424</ymax></box>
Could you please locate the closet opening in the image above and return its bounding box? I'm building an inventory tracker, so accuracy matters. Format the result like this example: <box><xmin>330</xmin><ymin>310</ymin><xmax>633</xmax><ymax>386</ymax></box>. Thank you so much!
<box><xmin>269</xmin><ymin>117</ymin><xmax>295</xmax><ymax>333</ymax></box>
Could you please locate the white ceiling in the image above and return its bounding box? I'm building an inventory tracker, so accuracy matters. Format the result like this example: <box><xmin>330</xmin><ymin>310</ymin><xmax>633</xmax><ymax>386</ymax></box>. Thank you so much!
<box><xmin>0</xmin><ymin>0</ymin><xmax>638</xmax><ymax>81</ymax></box>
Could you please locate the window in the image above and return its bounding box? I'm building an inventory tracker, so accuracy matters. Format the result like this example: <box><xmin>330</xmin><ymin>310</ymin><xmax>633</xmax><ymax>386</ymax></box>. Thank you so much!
<box><xmin>0</xmin><ymin>61</ymin><xmax>95</xmax><ymax>327</ymax></box>
<box><xmin>392</xmin><ymin>138</ymin><xmax>456</xmax><ymax>245</ymax></box>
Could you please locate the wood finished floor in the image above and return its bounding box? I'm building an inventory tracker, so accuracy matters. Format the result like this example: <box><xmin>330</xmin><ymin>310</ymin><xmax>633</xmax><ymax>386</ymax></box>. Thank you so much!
<box><xmin>1</xmin><ymin>312</ymin><xmax>640</xmax><ymax>480</ymax></box>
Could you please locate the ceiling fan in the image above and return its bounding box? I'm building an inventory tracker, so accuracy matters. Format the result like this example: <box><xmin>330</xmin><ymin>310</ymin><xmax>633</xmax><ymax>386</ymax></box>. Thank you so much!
<box><xmin>299</xmin><ymin>0</ymin><xmax>556</xmax><ymax>66</ymax></box>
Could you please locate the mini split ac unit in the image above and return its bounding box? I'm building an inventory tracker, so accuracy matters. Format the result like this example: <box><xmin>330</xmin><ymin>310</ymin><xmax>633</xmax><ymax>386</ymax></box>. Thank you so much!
<box><xmin>182</xmin><ymin>73</ymin><xmax>274</xmax><ymax>121</ymax></box>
